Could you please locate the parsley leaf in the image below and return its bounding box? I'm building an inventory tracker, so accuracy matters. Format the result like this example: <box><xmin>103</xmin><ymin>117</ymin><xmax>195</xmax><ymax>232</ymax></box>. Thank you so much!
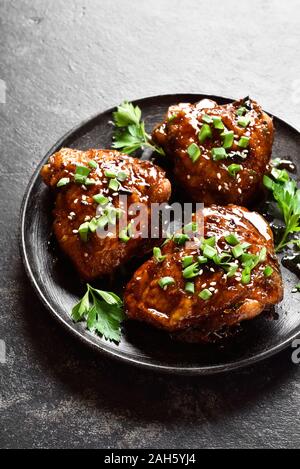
<box><xmin>263</xmin><ymin>170</ymin><xmax>300</xmax><ymax>252</ymax></box>
<box><xmin>112</xmin><ymin>101</ymin><xmax>165</xmax><ymax>156</ymax></box>
<box><xmin>71</xmin><ymin>284</ymin><xmax>125</xmax><ymax>343</ymax></box>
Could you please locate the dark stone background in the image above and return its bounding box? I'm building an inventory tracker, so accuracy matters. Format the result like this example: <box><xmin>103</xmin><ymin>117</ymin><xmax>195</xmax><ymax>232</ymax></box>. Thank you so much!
<box><xmin>0</xmin><ymin>0</ymin><xmax>299</xmax><ymax>449</ymax></box>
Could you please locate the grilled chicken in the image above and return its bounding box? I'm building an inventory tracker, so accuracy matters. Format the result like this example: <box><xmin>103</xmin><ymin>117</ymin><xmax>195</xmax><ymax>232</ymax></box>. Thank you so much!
<box><xmin>124</xmin><ymin>205</ymin><xmax>283</xmax><ymax>342</ymax></box>
<box><xmin>152</xmin><ymin>97</ymin><xmax>273</xmax><ymax>206</ymax></box>
<box><xmin>41</xmin><ymin>148</ymin><xmax>171</xmax><ymax>280</ymax></box>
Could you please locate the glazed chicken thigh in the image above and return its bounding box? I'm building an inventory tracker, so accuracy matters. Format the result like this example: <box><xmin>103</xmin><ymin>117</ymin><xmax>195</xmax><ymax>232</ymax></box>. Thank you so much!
<box><xmin>124</xmin><ymin>205</ymin><xmax>283</xmax><ymax>342</ymax></box>
<box><xmin>41</xmin><ymin>148</ymin><xmax>171</xmax><ymax>280</ymax></box>
<box><xmin>152</xmin><ymin>97</ymin><xmax>273</xmax><ymax>206</ymax></box>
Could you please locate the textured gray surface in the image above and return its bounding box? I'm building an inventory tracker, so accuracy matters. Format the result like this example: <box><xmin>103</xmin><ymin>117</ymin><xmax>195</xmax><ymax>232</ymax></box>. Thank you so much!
<box><xmin>0</xmin><ymin>0</ymin><xmax>300</xmax><ymax>449</ymax></box>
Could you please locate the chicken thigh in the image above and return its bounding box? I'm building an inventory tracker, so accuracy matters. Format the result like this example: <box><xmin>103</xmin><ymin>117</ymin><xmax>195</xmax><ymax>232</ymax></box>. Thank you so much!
<box><xmin>124</xmin><ymin>205</ymin><xmax>283</xmax><ymax>342</ymax></box>
<box><xmin>41</xmin><ymin>148</ymin><xmax>171</xmax><ymax>280</ymax></box>
<box><xmin>152</xmin><ymin>97</ymin><xmax>273</xmax><ymax>206</ymax></box>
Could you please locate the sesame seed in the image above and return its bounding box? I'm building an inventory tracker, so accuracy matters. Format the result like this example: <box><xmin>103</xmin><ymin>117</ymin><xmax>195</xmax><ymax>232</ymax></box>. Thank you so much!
<box><xmin>218</xmin><ymin>185</ymin><xmax>222</xmax><ymax>191</ymax></box>
<box><xmin>84</xmin><ymin>215</ymin><xmax>91</xmax><ymax>221</ymax></box>
<box><xmin>84</xmin><ymin>253</ymin><xmax>88</xmax><ymax>258</ymax></box>
<box><xmin>209</xmin><ymin>287</ymin><xmax>215</xmax><ymax>292</ymax></box>
<box><xmin>72</xmin><ymin>229</ymin><xmax>78</xmax><ymax>234</ymax></box>
<box><xmin>210</xmin><ymin>267</ymin><xmax>215</xmax><ymax>272</ymax></box>
<box><xmin>238</xmin><ymin>188</ymin><xmax>242</xmax><ymax>194</ymax></box>
<box><xmin>74</xmin><ymin>199</ymin><xmax>78</xmax><ymax>204</ymax></box>
<box><xmin>210</xmin><ymin>281</ymin><xmax>217</xmax><ymax>286</ymax></box>
<box><xmin>217</xmin><ymin>173</ymin><xmax>221</xmax><ymax>179</ymax></box>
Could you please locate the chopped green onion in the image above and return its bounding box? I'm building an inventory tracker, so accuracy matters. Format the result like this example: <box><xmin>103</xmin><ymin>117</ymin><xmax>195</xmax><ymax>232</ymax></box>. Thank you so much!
<box><xmin>88</xmin><ymin>217</ymin><xmax>99</xmax><ymax>233</ymax></box>
<box><xmin>263</xmin><ymin>265</ymin><xmax>273</xmax><ymax>277</ymax></box>
<box><xmin>183</xmin><ymin>222</ymin><xmax>198</xmax><ymax>233</ymax></box>
<box><xmin>258</xmin><ymin>247</ymin><xmax>267</xmax><ymax>263</ymax></box>
<box><xmin>185</xmin><ymin>282</ymin><xmax>195</xmax><ymax>294</ymax></box>
<box><xmin>108</xmin><ymin>178</ymin><xmax>120</xmax><ymax>192</ymax></box>
<box><xmin>117</xmin><ymin>171</ymin><xmax>128</xmax><ymax>182</ymax></box>
<box><xmin>187</xmin><ymin>143</ymin><xmax>201</xmax><ymax>163</ymax></box>
<box><xmin>238</xmin><ymin>115</ymin><xmax>251</xmax><ymax>128</ymax></box>
<box><xmin>227</xmin><ymin>163</ymin><xmax>242</xmax><ymax>177</ymax></box>
<box><xmin>78</xmin><ymin>222</ymin><xmax>90</xmax><ymax>242</ymax></box>
<box><xmin>57</xmin><ymin>177</ymin><xmax>70</xmax><ymax>187</ymax></box>
<box><xmin>85</xmin><ymin>177</ymin><xmax>96</xmax><ymax>185</ymax></box>
<box><xmin>153</xmin><ymin>247</ymin><xmax>166</xmax><ymax>263</ymax></box>
<box><xmin>202</xmin><ymin>236</ymin><xmax>216</xmax><ymax>247</ymax></box>
<box><xmin>212</xmin><ymin>116</ymin><xmax>224</xmax><ymax>130</ymax></box>
<box><xmin>182</xmin><ymin>256</ymin><xmax>194</xmax><ymax>268</ymax></box>
<box><xmin>75</xmin><ymin>165</ymin><xmax>91</xmax><ymax>177</ymax></box>
<box><xmin>232</xmin><ymin>244</ymin><xmax>244</xmax><ymax>258</ymax></box>
<box><xmin>236</xmin><ymin>106</ymin><xmax>247</xmax><ymax>116</ymax></box>
<box><xmin>105</xmin><ymin>170</ymin><xmax>117</xmax><ymax>178</ymax></box>
<box><xmin>202</xmin><ymin>114</ymin><xmax>213</xmax><ymax>124</ymax></box>
<box><xmin>158</xmin><ymin>277</ymin><xmax>175</xmax><ymax>289</ymax></box>
<box><xmin>74</xmin><ymin>174</ymin><xmax>87</xmax><ymax>184</ymax></box>
<box><xmin>97</xmin><ymin>215</ymin><xmax>109</xmax><ymax>229</ymax></box>
<box><xmin>212</xmin><ymin>147</ymin><xmax>227</xmax><ymax>161</ymax></box>
<box><xmin>241</xmin><ymin>266</ymin><xmax>251</xmax><ymax>284</ymax></box>
<box><xmin>224</xmin><ymin>263</ymin><xmax>238</xmax><ymax>277</ymax></box>
<box><xmin>202</xmin><ymin>244</ymin><xmax>217</xmax><ymax>259</ymax></box>
<box><xmin>88</xmin><ymin>160</ymin><xmax>98</xmax><ymax>169</ymax></box>
<box><xmin>119</xmin><ymin>227</ymin><xmax>130</xmax><ymax>242</ymax></box>
<box><xmin>221</xmin><ymin>131</ymin><xmax>234</xmax><ymax>149</ymax></box>
<box><xmin>93</xmin><ymin>193</ymin><xmax>109</xmax><ymax>205</ymax></box>
<box><xmin>238</xmin><ymin>136</ymin><xmax>250</xmax><ymax>148</ymax></box>
<box><xmin>271</xmin><ymin>168</ymin><xmax>289</xmax><ymax>182</ymax></box>
<box><xmin>198</xmin><ymin>124</ymin><xmax>212</xmax><ymax>143</ymax></box>
<box><xmin>173</xmin><ymin>233</ymin><xmax>190</xmax><ymax>245</ymax></box>
<box><xmin>240</xmin><ymin>242</ymin><xmax>251</xmax><ymax>250</ymax></box>
<box><xmin>197</xmin><ymin>255</ymin><xmax>208</xmax><ymax>264</ymax></box>
<box><xmin>225</xmin><ymin>233</ymin><xmax>239</xmax><ymax>246</ymax></box>
<box><xmin>213</xmin><ymin>252</ymin><xmax>232</xmax><ymax>265</ymax></box>
<box><xmin>168</xmin><ymin>113</ymin><xmax>178</xmax><ymax>122</ymax></box>
<box><xmin>182</xmin><ymin>263</ymin><xmax>200</xmax><ymax>279</ymax></box>
<box><xmin>199</xmin><ymin>289</ymin><xmax>213</xmax><ymax>300</ymax></box>
<box><xmin>241</xmin><ymin>253</ymin><xmax>258</xmax><ymax>268</ymax></box>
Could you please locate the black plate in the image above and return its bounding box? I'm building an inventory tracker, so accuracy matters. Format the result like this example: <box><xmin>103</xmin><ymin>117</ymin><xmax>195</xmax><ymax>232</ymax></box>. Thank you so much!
<box><xmin>20</xmin><ymin>94</ymin><xmax>300</xmax><ymax>375</ymax></box>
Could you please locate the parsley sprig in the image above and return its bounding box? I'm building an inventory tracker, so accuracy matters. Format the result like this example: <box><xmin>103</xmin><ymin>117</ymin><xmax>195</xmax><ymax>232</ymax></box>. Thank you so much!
<box><xmin>263</xmin><ymin>168</ymin><xmax>300</xmax><ymax>252</ymax></box>
<box><xmin>72</xmin><ymin>285</ymin><xmax>125</xmax><ymax>343</ymax></box>
<box><xmin>112</xmin><ymin>101</ymin><xmax>165</xmax><ymax>156</ymax></box>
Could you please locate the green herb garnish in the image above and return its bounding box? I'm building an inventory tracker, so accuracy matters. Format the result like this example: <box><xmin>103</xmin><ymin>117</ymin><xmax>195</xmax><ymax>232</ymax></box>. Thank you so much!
<box><xmin>72</xmin><ymin>284</ymin><xmax>124</xmax><ymax>343</ymax></box>
<box><xmin>112</xmin><ymin>101</ymin><xmax>165</xmax><ymax>155</ymax></box>
<box><xmin>263</xmin><ymin>172</ymin><xmax>300</xmax><ymax>252</ymax></box>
